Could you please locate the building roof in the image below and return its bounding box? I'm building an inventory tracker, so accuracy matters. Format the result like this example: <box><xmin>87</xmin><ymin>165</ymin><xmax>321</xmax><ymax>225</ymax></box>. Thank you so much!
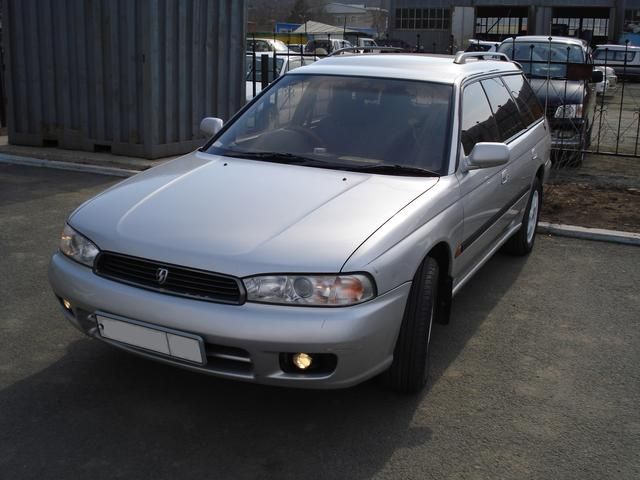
<box><xmin>292</xmin><ymin>20</ymin><xmax>358</xmax><ymax>35</ymax></box>
<box><xmin>288</xmin><ymin>53</ymin><xmax>521</xmax><ymax>84</ymax></box>
<box><xmin>325</xmin><ymin>3</ymin><xmax>387</xmax><ymax>14</ymax></box>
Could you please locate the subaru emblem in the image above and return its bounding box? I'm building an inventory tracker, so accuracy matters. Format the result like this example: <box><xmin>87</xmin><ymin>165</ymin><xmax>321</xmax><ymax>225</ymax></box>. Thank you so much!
<box><xmin>156</xmin><ymin>267</ymin><xmax>169</xmax><ymax>285</ymax></box>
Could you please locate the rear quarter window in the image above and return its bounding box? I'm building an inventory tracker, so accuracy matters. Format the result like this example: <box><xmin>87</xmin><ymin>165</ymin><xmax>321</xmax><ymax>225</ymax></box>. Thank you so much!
<box><xmin>481</xmin><ymin>77</ymin><xmax>526</xmax><ymax>142</ymax></box>
<box><xmin>501</xmin><ymin>74</ymin><xmax>544</xmax><ymax>126</ymax></box>
<box><xmin>594</xmin><ymin>49</ymin><xmax>637</xmax><ymax>62</ymax></box>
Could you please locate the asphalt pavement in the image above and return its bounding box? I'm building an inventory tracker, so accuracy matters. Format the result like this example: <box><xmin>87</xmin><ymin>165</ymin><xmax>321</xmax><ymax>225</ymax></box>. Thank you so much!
<box><xmin>1</xmin><ymin>164</ymin><xmax>639</xmax><ymax>480</ymax></box>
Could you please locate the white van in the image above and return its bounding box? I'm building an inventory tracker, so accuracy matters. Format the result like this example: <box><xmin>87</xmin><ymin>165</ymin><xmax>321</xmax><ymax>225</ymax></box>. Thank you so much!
<box><xmin>593</xmin><ymin>44</ymin><xmax>640</xmax><ymax>78</ymax></box>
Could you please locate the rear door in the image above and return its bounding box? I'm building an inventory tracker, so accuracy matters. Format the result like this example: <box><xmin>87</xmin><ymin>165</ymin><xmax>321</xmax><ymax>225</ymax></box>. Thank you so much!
<box><xmin>480</xmin><ymin>76</ymin><xmax>535</xmax><ymax>225</ymax></box>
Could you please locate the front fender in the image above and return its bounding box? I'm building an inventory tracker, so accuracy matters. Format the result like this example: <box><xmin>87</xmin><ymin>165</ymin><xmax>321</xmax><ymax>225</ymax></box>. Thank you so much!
<box><xmin>341</xmin><ymin>176</ymin><xmax>463</xmax><ymax>295</ymax></box>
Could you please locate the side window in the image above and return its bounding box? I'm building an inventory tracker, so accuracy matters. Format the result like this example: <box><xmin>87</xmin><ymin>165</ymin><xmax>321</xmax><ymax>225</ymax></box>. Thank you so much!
<box><xmin>460</xmin><ymin>82</ymin><xmax>500</xmax><ymax>156</ymax></box>
<box><xmin>481</xmin><ymin>77</ymin><xmax>526</xmax><ymax>142</ymax></box>
<box><xmin>501</xmin><ymin>74</ymin><xmax>543</xmax><ymax>126</ymax></box>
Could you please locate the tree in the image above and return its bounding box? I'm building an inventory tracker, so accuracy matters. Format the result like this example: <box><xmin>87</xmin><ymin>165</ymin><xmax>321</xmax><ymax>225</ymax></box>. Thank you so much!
<box><xmin>287</xmin><ymin>0</ymin><xmax>310</xmax><ymax>23</ymax></box>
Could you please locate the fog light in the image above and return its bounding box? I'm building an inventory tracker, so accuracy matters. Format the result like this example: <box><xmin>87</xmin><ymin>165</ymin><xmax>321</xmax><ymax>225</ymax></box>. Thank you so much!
<box><xmin>292</xmin><ymin>352</ymin><xmax>313</xmax><ymax>370</ymax></box>
<box><xmin>62</xmin><ymin>298</ymin><xmax>72</xmax><ymax>311</ymax></box>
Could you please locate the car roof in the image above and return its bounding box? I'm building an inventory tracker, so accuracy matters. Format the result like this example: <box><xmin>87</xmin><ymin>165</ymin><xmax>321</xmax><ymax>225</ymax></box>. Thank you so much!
<box><xmin>468</xmin><ymin>39</ymin><xmax>499</xmax><ymax>45</ymax></box>
<box><xmin>287</xmin><ymin>53</ymin><xmax>521</xmax><ymax>84</ymax></box>
<box><xmin>501</xmin><ymin>36</ymin><xmax>587</xmax><ymax>47</ymax></box>
<box><xmin>595</xmin><ymin>43</ymin><xmax>640</xmax><ymax>50</ymax></box>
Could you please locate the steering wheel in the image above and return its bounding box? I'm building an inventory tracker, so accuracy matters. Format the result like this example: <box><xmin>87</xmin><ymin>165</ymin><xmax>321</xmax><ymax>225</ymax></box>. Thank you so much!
<box><xmin>282</xmin><ymin>126</ymin><xmax>325</xmax><ymax>149</ymax></box>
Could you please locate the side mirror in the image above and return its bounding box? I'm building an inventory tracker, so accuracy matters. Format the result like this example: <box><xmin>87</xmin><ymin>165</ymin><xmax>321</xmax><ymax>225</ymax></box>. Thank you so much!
<box><xmin>465</xmin><ymin>142</ymin><xmax>510</xmax><ymax>171</ymax></box>
<box><xmin>200</xmin><ymin>117</ymin><xmax>224</xmax><ymax>137</ymax></box>
<box><xmin>591</xmin><ymin>69</ymin><xmax>604</xmax><ymax>83</ymax></box>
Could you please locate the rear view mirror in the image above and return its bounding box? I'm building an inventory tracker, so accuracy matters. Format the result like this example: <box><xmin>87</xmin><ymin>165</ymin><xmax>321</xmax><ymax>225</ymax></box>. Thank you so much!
<box><xmin>200</xmin><ymin>117</ymin><xmax>224</xmax><ymax>137</ymax></box>
<box><xmin>465</xmin><ymin>142</ymin><xmax>510</xmax><ymax>170</ymax></box>
<box><xmin>592</xmin><ymin>69</ymin><xmax>604</xmax><ymax>83</ymax></box>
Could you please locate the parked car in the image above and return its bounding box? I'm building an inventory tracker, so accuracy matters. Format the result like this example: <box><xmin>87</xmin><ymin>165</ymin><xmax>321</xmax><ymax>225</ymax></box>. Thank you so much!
<box><xmin>287</xmin><ymin>44</ymin><xmax>305</xmax><ymax>54</ymax></box>
<box><xmin>594</xmin><ymin>66</ymin><xmax>618</xmax><ymax>95</ymax></box>
<box><xmin>304</xmin><ymin>38</ymin><xmax>353</xmax><ymax>55</ymax></box>
<box><xmin>357</xmin><ymin>37</ymin><xmax>378</xmax><ymax>48</ymax></box>
<box><xmin>498</xmin><ymin>36</ymin><xmax>602</xmax><ymax>163</ymax></box>
<box><xmin>465</xmin><ymin>39</ymin><xmax>499</xmax><ymax>52</ymax></box>
<box><xmin>376</xmin><ymin>38</ymin><xmax>413</xmax><ymax>52</ymax></box>
<box><xmin>593</xmin><ymin>43</ymin><xmax>640</xmax><ymax>79</ymax></box>
<box><xmin>49</xmin><ymin>51</ymin><xmax>551</xmax><ymax>393</ymax></box>
<box><xmin>246</xmin><ymin>38</ymin><xmax>290</xmax><ymax>53</ymax></box>
<box><xmin>245</xmin><ymin>52</ymin><xmax>316</xmax><ymax>101</ymax></box>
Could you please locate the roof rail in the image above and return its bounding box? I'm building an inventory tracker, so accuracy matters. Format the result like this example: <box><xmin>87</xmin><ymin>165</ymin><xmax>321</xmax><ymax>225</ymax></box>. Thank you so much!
<box><xmin>453</xmin><ymin>51</ymin><xmax>510</xmax><ymax>64</ymax></box>
<box><xmin>327</xmin><ymin>46</ymin><xmax>404</xmax><ymax>57</ymax></box>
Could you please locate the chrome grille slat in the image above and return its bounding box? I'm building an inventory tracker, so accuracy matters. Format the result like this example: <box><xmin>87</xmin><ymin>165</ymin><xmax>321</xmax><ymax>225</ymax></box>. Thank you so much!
<box><xmin>95</xmin><ymin>252</ymin><xmax>244</xmax><ymax>304</ymax></box>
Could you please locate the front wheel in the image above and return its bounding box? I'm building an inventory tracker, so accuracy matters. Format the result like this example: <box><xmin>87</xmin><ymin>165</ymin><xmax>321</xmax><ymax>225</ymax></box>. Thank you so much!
<box><xmin>504</xmin><ymin>177</ymin><xmax>542</xmax><ymax>256</ymax></box>
<box><xmin>379</xmin><ymin>257</ymin><xmax>439</xmax><ymax>393</ymax></box>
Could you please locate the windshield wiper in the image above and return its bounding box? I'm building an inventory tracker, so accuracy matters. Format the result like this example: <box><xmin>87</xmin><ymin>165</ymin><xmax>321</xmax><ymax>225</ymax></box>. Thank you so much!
<box><xmin>220</xmin><ymin>150</ymin><xmax>324</xmax><ymax>165</ymax></box>
<box><xmin>347</xmin><ymin>164</ymin><xmax>440</xmax><ymax>177</ymax></box>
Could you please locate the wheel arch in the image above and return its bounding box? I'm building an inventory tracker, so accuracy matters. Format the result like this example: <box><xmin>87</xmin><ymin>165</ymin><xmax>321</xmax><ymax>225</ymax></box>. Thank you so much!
<box><xmin>423</xmin><ymin>241</ymin><xmax>453</xmax><ymax>325</ymax></box>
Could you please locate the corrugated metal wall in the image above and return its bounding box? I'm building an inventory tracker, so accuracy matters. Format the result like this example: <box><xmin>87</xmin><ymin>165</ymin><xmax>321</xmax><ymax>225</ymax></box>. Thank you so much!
<box><xmin>3</xmin><ymin>0</ymin><xmax>245</xmax><ymax>158</ymax></box>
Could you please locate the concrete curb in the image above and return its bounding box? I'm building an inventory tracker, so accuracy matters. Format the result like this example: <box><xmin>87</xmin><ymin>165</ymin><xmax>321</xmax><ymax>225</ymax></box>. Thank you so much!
<box><xmin>0</xmin><ymin>153</ymin><xmax>137</xmax><ymax>177</ymax></box>
<box><xmin>538</xmin><ymin>222</ymin><xmax>640</xmax><ymax>246</ymax></box>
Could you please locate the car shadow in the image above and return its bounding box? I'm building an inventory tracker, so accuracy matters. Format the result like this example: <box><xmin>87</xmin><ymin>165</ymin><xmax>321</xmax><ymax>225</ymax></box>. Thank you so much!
<box><xmin>0</xmin><ymin>252</ymin><xmax>528</xmax><ymax>480</ymax></box>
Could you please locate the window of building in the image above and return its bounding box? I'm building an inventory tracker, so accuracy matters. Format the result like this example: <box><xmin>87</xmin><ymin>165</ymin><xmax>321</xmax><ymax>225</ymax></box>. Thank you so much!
<box><xmin>394</xmin><ymin>8</ymin><xmax>450</xmax><ymax>30</ymax></box>
<box><xmin>624</xmin><ymin>9</ymin><xmax>640</xmax><ymax>34</ymax></box>
<box><xmin>552</xmin><ymin>17</ymin><xmax>608</xmax><ymax>37</ymax></box>
<box><xmin>474</xmin><ymin>7</ymin><xmax>528</xmax><ymax>42</ymax></box>
<box><xmin>551</xmin><ymin>7</ymin><xmax>610</xmax><ymax>42</ymax></box>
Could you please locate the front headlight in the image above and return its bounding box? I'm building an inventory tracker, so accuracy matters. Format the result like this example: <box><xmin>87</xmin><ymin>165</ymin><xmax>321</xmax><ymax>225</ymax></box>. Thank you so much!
<box><xmin>60</xmin><ymin>224</ymin><xmax>100</xmax><ymax>267</ymax></box>
<box><xmin>243</xmin><ymin>274</ymin><xmax>376</xmax><ymax>306</ymax></box>
<box><xmin>554</xmin><ymin>104</ymin><xmax>583</xmax><ymax>119</ymax></box>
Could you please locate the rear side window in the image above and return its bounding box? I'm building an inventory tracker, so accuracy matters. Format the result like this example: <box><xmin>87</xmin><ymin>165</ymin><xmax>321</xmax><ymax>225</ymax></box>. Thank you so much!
<box><xmin>501</xmin><ymin>74</ymin><xmax>544</xmax><ymax>126</ymax></box>
<box><xmin>460</xmin><ymin>82</ymin><xmax>500</xmax><ymax>155</ymax></box>
<box><xmin>481</xmin><ymin>77</ymin><xmax>526</xmax><ymax>142</ymax></box>
<box><xmin>594</xmin><ymin>49</ymin><xmax>637</xmax><ymax>62</ymax></box>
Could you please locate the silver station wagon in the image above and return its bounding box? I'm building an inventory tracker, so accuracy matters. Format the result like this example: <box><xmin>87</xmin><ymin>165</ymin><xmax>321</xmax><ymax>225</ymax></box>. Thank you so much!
<box><xmin>49</xmin><ymin>52</ymin><xmax>551</xmax><ymax>393</ymax></box>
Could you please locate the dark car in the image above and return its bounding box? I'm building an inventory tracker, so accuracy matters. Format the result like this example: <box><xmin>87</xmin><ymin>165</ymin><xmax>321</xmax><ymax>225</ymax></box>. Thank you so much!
<box><xmin>498</xmin><ymin>36</ymin><xmax>603</xmax><ymax>164</ymax></box>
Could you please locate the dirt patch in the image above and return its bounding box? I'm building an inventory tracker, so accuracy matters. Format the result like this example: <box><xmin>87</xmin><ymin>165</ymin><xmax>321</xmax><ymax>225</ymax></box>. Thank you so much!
<box><xmin>542</xmin><ymin>183</ymin><xmax>640</xmax><ymax>232</ymax></box>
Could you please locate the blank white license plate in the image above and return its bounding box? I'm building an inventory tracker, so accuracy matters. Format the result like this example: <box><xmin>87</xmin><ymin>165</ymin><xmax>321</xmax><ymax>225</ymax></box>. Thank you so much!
<box><xmin>96</xmin><ymin>315</ymin><xmax>204</xmax><ymax>364</ymax></box>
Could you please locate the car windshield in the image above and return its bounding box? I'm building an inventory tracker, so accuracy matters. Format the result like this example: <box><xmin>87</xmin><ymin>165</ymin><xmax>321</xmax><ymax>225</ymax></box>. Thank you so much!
<box><xmin>245</xmin><ymin>56</ymin><xmax>285</xmax><ymax>82</ymax></box>
<box><xmin>498</xmin><ymin>41</ymin><xmax>585</xmax><ymax>78</ymax></box>
<box><xmin>208</xmin><ymin>74</ymin><xmax>453</xmax><ymax>175</ymax></box>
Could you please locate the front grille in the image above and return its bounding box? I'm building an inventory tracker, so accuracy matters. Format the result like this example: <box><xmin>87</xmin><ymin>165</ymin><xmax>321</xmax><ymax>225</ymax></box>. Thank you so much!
<box><xmin>545</xmin><ymin>104</ymin><xmax>559</xmax><ymax>118</ymax></box>
<box><xmin>95</xmin><ymin>252</ymin><xmax>244</xmax><ymax>304</ymax></box>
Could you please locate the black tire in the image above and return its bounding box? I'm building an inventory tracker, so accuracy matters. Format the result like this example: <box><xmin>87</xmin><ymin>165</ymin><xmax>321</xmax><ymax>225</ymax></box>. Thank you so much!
<box><xmin>379</xmin><ymin>257</ymin><xmax>439</xmax><ymax>393</ymax></box>
<box><xmin>504</xmin><ymin>177</ymin><xmax>542</xmax><ymax>256</ymax></box>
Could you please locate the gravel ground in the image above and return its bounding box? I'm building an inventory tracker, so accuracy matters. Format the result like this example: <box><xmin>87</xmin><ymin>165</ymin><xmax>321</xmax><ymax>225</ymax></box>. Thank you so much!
<box><xmin>1</xmin><ymin>164</ymin><xmax>639</xmax><ymax>480</ymax></box>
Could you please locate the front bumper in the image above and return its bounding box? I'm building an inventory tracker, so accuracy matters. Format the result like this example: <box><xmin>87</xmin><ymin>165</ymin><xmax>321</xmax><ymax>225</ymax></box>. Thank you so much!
<box><xmin>549</xmin><ymin>118</ymin><xmax>587</xmax><ymax>150</ymax></box>
<box><xmin>48</xmin><ymin>253</ymin><xmax>411</xmax><ymax>389</ymax></box>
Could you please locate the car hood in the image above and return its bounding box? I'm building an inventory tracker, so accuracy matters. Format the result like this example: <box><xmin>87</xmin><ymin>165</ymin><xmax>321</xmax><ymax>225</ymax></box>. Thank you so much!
<box><xmin>528</xmin><ymin>78</ymin><xmax>585</xmax><ymax>106</ymax></box>
<box><xmin>70</xmin><ymin>151</ymin><xmax>438</xmax><ymax>277</ymax></box>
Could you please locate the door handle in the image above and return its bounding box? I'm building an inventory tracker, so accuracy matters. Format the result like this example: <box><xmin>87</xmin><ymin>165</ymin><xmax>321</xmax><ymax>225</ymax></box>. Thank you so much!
<box><xmin>501</xmin><ymin>169</ymin><xmax>509</xmax><ymax>184</ymax></box>
<box><xmin>531</xmin><ymin>148</ymin><xmax>539</xmax><ymax>160</ymax></box>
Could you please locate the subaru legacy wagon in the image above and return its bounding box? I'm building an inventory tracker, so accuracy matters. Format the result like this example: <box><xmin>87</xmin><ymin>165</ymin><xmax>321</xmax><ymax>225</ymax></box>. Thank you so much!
<box><xmin>49</xmin><ymin>52</ymin><xmax>551</xmax><ymax>393</ymax></box>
